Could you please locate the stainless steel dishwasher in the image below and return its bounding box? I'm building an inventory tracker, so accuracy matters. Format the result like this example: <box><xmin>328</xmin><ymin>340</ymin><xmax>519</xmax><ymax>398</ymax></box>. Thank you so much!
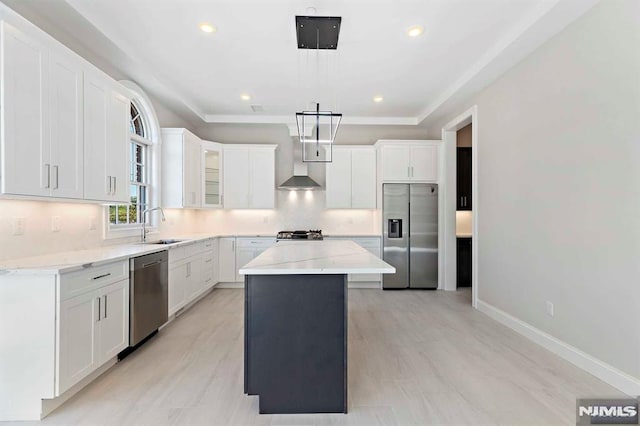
<box><xmin>129</xmin><ymin>250</ymin><xmax>168</xmax><ymax>347</ymax></box>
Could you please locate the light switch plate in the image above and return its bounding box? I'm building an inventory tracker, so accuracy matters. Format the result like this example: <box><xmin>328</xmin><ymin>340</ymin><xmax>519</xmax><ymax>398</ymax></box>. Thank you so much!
<box><xmin>51</xmin><ymin>216</ymin><xmax>61</xmax><ymax>232</ymax></box>
<box><xmin>545</xmin><ymin>301</ymin><xmax>554</xmax><ymax>317</ymax></box>
<box><xmin>12</xmin><ymin>217</ymin><xmax>25</xmax><ymax>236</ymax></box>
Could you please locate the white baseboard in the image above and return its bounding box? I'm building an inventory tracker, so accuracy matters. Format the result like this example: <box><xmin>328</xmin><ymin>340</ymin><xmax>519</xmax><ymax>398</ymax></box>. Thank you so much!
<box><xmin>216</xmin><ymin>282</ymin><xmax>244</xmax><ymax>289</ymax></box>
<box><xmin>477</xmin><ymin>299</ymin><xmax>640</xmax><ymax>396</ymax></box>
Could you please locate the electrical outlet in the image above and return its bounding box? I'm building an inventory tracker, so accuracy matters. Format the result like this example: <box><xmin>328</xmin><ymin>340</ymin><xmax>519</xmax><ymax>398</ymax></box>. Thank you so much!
<box><xmin>51</xmin><ymin>216</ymin><xmax>61</xmax><ymax>232</ymax></box>
<box><xmin>12</xmin><ymin>217</ymin><xmax>25</xmax><ymax>236</ymax></box>
<box><xmin>545</xmin><ymin>301</ymin><xmax>554</xmax><ymax>317</ymax></box>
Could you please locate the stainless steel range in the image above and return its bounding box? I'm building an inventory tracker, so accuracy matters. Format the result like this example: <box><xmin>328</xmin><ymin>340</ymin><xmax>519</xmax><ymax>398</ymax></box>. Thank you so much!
<box><xmin>277</xmin><ymin>230</ymin><xmax>323</xmax><ymax>241</ymax></box>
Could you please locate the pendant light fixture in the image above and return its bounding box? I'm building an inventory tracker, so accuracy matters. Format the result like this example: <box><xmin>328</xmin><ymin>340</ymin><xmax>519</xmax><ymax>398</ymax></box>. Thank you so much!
<box><xmin>295</xmin><ymin>15</ymin><xmax>342</xmax><ymax>163</ymax></box>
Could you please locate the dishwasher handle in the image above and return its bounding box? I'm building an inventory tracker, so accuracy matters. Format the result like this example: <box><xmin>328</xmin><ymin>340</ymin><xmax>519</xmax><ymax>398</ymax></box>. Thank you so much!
<box><xmin>142</xmin><ymin>260</ymin><xmax>162</xmax><ymax>269</ymax></box>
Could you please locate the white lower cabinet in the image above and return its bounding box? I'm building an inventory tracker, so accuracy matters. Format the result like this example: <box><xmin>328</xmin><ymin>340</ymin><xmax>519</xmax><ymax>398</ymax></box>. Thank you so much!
<box><xmin>235</xmin><ymin>238</ymin><xmax>276</xmax><ymax>282</ymax></box>
<box><xmin>218</xmin><ymin>237</ymin><xmax>237</xmax><ymax>282</ymax></box>
<box><xmin>168</xmin><ymin>260</ymin><xmax>188</xmax><ymax>315</ymax></box>
<box><xmin>57</xmin><ymin>267</ymin><xmax>129</xmax><ymax>395</ymax></box>
<box><xmin>168</xmin><ymin>239</ymin><xmax>219</xmax><ymax>316</ymax></box>
<box><xmin>58</xmin><ymin>290</ymin><xmax>99</xmax><ymax>394</ymax></box>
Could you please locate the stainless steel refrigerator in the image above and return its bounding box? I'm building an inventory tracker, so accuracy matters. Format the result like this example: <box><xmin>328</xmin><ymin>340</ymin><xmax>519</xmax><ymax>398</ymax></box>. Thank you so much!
<box><xmin>383</xmin><ymin>183</ymin><xmax>438</xmax><ymax>289</ymax></box>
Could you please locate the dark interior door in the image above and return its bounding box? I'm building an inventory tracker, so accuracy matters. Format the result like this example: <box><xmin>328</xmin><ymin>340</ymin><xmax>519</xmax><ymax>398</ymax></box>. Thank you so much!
<box><xmin>457</xmin><ymin>147</ymin><xmax>472</xmax><ymax>210</ymax></box>
<box><xmin>456</xmin><ymin>238</ymin><xmax>472</xmax><ymax>288</ymax></box>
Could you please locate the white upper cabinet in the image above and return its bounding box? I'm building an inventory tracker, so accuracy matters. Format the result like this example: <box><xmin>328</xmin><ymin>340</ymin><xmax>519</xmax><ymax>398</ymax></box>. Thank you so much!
<box><xmin>377</xmin><ymin>140</ymin><xmax>440</xmax><ymax>182</ymax></box>
<box><xmin>161</xmin><ymin>128</ymin><xmax>203</xmax><ymax>208</ymax></box>
<box><xmin>223</xmin><ymin>145</ymin><xmax>277</xmax><ymax>209</ymax></box>
<box><xmin>202</xmin><ymin>141</ymin><xmax>223</xmax><ymax>208</ymax></box>
<box><xmin>0</xmin><ymin>17</ymin><xmax>131</xmax><ymax>202</ymax></box>
<box><xmin>50</xmin><ymin>50</ymin><xmax>84</xmax><ymax>199</ymax></box>
<box><xmin>1</xmin><ymin>21</ymin><xmax>84</xmax><ymax>199</ymax></box>
<box><xmin>326</xmin><ymin>146</ymin><xmax>376</xmax><ymax>209</ymax></box>
<box><xmin>83</xmin><ymin>72</ymin><xmax>130</xmax><ymax>203</ymax></box>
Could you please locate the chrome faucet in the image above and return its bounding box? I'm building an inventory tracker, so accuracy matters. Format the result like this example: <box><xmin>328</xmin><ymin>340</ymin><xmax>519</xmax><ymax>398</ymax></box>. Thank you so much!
<box><xmin>141</xmin><ymin>207</ymin><xmax>166</xmax><ymax>242</ymax></box>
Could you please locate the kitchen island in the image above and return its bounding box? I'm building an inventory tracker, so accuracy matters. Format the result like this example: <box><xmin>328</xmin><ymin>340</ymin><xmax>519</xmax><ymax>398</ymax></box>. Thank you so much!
<box><xmin>239</xmin><ymin>240</ymin><xmax>395</xmax><ymax>414</ymax></box>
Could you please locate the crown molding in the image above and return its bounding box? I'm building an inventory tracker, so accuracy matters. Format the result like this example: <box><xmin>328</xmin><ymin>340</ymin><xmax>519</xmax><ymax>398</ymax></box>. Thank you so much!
<box><xmin>204</xmin><ymin>114</ymin><xmax>417</xmax><ymax>126</ymax></box>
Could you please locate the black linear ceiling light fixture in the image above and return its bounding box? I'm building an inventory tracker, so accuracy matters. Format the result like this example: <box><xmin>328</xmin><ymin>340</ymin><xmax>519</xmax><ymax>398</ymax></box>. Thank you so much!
<box><xmin>295</xmin><ymin>15</ymin><xmax>342</xmax><ymax>163</ymax></box>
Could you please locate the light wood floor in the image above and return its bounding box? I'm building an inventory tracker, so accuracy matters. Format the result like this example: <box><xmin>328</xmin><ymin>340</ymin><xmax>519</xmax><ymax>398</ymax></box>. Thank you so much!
<box><xmin>24</xmin><ymin>288</ymin><xmax>623</xmax><ymax>425</ymax></box>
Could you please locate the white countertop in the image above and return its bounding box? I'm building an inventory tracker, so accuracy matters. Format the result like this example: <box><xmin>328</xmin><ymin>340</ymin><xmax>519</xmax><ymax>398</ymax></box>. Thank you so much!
<box><xmin>0</xmin><ymin>234</ymin><xmax>384</xmax><ymax>275</ymax></box>
<box><xmin>239</xmin><ymin>240</ymin><xmax>395</xmax><ymax>275</ymax></box>
<box><xmin>0</xmin><ymin>244</ymin><xmax>169</xmax><ymax>275</ymax></box>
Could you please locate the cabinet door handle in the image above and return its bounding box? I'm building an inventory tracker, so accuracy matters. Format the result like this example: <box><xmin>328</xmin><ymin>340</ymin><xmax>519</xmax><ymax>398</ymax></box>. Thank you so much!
<box><xmin>186</xmin><ymin>263</ymin><xmax>191</xmax><ymax>278</ymax></box>
<box><xmin>103</xmin><ymin>295</ymin><xmax>107</xmax><ymax>319</ymax></box>
<box><xmin>112</xmin><ymin>177</ymin><xmax>117</xmax><ymax>195</ymax></box>
<box><xmin>97</xmin><ymin>297</ymin><xmax>101</xmax><ymax>322</ymax></box>
<box><xmin>407</xmin><ymin>166</ymin><xmax>410</xmax><ymax>178</ymax></box>
<box><xmin>107</xmin><ymin>176</ymin><xmax>112</xmax><ymax>195</ymax></box>
<box><xmin>53</xmin><ymin>165</ymin><xmax>59</xmax><ymax>189</ymax></box>
<box><xmin>44</xmin><ymin>164</ymin><xmax>50</xmax><ymax>188</ymax></box>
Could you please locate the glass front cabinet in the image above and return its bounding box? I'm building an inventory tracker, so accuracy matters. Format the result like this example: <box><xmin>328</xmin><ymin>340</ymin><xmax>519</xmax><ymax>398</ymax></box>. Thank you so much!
<box><xmin>201</xmin><ymin>141</ymin><xmax>223</xmax><ymax>208</ymax></box>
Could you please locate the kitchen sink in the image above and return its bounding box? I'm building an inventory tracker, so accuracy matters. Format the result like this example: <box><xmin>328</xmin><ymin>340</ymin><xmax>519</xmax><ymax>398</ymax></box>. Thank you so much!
<box><xmin>146</xmin><ymin>239</ymin><xmax>183</xmax><ymax>245</ymax></box>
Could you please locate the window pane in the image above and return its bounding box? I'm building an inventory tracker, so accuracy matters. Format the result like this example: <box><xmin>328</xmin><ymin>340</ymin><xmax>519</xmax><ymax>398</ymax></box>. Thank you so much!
<box><xmin>135</xmin><ymin>144</ymin><xmax>143</xmax><ymax>163</ymax></box>
<box><xmin>117</xmin><ymin>205</ymin><xmax>128</xmax><ymax>224</ymax></box>
<box><xmin>129</xmin><ymin>204</ymin><xmax>137</xmax><ymax>223</ymax></box>
<box><xmin>130</xmin><ymin>185</ymin><xmax>137</xmax><ymax>205</ymax></box>
<box><xmin>136</xmin><ymin>165</ymin><xmax>144</xmax><ymax>183</ymax></box>
<box><xmin>139</xmin><ymin>185</ymin><xmax>147</xmax><ymax>207</ymax></box>
<box><xmin>109</xmin><ymin>206</ymin><xmax>117</xmax><ymax>224</ymax></box>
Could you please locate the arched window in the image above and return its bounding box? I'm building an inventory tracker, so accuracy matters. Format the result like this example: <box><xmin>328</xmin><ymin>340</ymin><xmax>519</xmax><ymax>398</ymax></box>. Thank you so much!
<box><xmin>107</xmin><ymin>81</ymin><xmax>161</xmax><ymax>237</ymax></box>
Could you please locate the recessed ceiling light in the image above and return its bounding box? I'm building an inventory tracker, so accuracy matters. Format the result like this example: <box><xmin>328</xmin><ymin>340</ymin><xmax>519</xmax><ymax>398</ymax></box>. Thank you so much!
<box><xmin>240</xmin><ymin>94</ymin><xmax>251</xmax><ymax>101</ymax></box>
<box><xmin>199</xmin><ymin>23</ymin><xmax>216</xmax><ymax>33</ymax></box>
<box><xmin>373</xmin><ymin>96</ymin><xmax>384</xmax><ymax>103</ymax></box>
<box><xmin>406</xmin><ymin>25</ymin><xmax>424</xmax><ymax>37</ymax></box>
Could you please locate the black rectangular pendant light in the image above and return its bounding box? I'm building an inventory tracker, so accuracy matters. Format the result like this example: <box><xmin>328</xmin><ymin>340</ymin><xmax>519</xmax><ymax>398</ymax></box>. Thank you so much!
<box><xmin>295</xmin><ymin>16</ymin><xmax>341</xmax><ymax>49</ymax></box>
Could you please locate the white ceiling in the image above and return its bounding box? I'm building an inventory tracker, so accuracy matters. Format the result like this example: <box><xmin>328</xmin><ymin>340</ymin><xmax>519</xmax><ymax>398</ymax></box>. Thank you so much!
<box><xmin>61</xmin><ymin>0</ymin><xmax>594</xmax><ymax>126</ymax></box>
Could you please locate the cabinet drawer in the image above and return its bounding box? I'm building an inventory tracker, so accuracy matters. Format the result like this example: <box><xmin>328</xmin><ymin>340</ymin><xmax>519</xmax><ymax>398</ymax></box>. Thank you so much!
<box><xmin>185</xmin><ymin>241</ymin><xmax>204</xmax><ymax>258</ymax></box>
<box><xmin>202</xmin><ymin>250</ymin><xmax>215</xmax><ymax>273</ymax></box>
<box><xmin>61</xmin><ymin>260</ymin><xmax>128</xmax><ymax>301</ymax></box>
<box><xmin>203</xmin><ymin>238</ymin><xmax>215</xmax><ymax>250</ymax></box>
<box><xmin>168</xmin><ymin>246</ymin><xmax>186</xmax><ymax>264</ymax></box>
<box><xmin>236</xmin><ymin>238</ymin><xmax>276</xmax><ymax>249</ymax></box>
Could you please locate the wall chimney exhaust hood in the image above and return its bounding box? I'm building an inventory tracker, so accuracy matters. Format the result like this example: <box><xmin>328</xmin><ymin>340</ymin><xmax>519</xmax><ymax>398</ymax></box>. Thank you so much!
<box><xmin>279</xmin><ymin>133</ymin><xmax>322</xmax><ymax>191</ymax></box>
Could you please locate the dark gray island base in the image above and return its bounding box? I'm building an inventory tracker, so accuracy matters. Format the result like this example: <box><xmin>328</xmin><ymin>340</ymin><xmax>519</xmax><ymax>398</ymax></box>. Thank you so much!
<box><xmin>244</xmin><ymin>273</ymin><xmax>347</xmax><ymax>414</ymax></box>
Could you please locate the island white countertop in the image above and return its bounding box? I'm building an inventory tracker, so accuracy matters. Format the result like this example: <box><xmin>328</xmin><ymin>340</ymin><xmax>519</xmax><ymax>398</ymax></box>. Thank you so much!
<box><xmin>239</xmin><ymin>240</ymin><xmax>395</xmax><ymax>275</ymax></box>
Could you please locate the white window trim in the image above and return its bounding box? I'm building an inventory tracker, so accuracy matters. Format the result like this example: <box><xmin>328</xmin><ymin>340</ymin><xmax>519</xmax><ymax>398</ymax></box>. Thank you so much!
<box><xmin>104</xmin><ymin>81</ymin><xmax>162</xmax><ymax>241</ymax></box>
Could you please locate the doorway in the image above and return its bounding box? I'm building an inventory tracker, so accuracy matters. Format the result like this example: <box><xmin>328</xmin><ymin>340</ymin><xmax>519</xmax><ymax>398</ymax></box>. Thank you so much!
<box><xmin>442</xmin><ymin>106</ymin><xmax>478</xmax><ymax>308</ymax></box>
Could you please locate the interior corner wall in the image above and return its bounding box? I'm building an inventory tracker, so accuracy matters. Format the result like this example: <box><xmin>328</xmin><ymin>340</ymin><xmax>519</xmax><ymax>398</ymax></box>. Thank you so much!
<box><xmin>432</xmin><ymin>0</ymin><xmax>640</xmax><ymax>381</ymax></box>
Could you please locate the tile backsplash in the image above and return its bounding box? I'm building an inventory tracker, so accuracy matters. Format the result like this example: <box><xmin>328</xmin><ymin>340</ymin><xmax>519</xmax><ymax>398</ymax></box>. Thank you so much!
<box><xmin>0</xmin><ymin>193</ymin><xmax>380</xmax><ymax>261</ymax></box>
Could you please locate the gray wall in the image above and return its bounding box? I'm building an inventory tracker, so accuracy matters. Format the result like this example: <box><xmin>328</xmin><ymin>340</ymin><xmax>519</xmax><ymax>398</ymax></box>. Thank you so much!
<box><xmin>430</xmin><ymin>0</ymin><xmax>640</xmax><ymax>379</ymax></box>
